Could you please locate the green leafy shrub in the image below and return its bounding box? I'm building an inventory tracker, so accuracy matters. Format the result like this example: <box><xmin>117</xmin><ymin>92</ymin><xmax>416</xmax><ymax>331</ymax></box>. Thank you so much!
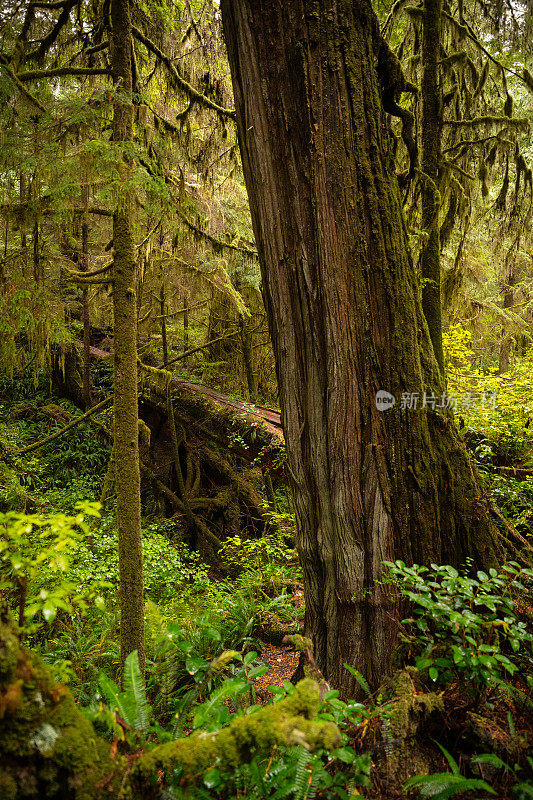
<box><xmin>218</xmin><ymin>526</ymin><xmax>298</xmax><ymax>576</ymax></box>
<box><xmin>444</xmin><ymin>326</ymin><xmax>533</xmax><ymax>463</ymax></box>
<box><xmin>484</xmin><ymin>473</ymin><xmax>533</xmax><ymax>538</ymax></box>
<box><xmin>384</xmin><ymin>560</ymin><xmax>533</xmax><ymax>692</ymax></box>
<box><xmin>30</xmin><ymin>407</ymin><xmax>111</xmax><ymax>487</ymax></box>
<box><xmin>0</xmin><ymin>503</ymin><xmax>108</xmax><ymax>634</ymax></box>
<box><xmin>58</xmin><ymin>517</ymin><xmax>212</xmax><ymax>604</ymax></box>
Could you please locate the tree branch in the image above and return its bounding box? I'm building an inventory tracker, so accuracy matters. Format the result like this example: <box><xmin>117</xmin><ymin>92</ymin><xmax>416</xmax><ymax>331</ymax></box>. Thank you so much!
<box><xmin>131</xmin><ymin>25</ymin><xmax>235</xmax><ymax>120</ymax></box>
<box><xmin>0</xmin><ymin>61</ymin><xmax>46</xmax><ymax>112</ymax></box>
<box><xmin>179</xmin><ymin>212</ymin><xmax>258</xmax><ymax>257</ymax></box>
<box><xmin>63</xmin><ymin>260</ymin><xmax>113</xmax><ymax>280</ymax></box>
<box><xmin>16</xmin><ymin>66</ymin><xmax>111</xmax><ymax>82</ymax></box>
<box><xmin>26</xmin><ymin>0</ymin><xmax>77</xmax><ymax>61</ymax></box>
<box><xmin>443</xmin><ymin>115</ymin><xmax>529</xmax><ymax>129</ymax></box>
<box><xmin>157</xmin><ymin>331</ymin><xmax>240</xmax><ymax>369</ymax></box>
<box><xmin>20</xmin><ymin>396</ymin><xmax>113</xmax><ymax>454</ymax></box>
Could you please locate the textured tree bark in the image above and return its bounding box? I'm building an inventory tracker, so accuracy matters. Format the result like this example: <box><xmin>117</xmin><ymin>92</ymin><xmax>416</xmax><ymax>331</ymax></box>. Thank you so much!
<box><xmin>222</xmin><ymin>0</ymin><xmax>499</xmax><ymax>694</ymax></box>
<box><xmin>420</xmin><ymin>0</ymin><xmax>444</xmax><ymax>372</ymax></box>
<box><xmin>110</xmin><ymin>0</ymin><xmax>145</xmax><ymax>672</ymax></box>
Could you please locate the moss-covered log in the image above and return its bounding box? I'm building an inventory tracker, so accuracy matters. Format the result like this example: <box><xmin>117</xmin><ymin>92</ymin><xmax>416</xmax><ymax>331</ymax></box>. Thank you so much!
<box><xmin>128</xmin><ymin>678</ymin><xmax>339</xmax><ymax>795</ymax></box>
<box><xmin>0</xmin><ymin>605</ymin><xmax>338</xmax><ymax>800</ymax></box>
<box><xmin>48</xmin><ymin>342</ymin><xmax>285</xmax><ymax>553</ymax></box>
<box><xmin>0</xmin><ymin>606</ymin><xmax>119</xmax><ymax>799</ymax></box>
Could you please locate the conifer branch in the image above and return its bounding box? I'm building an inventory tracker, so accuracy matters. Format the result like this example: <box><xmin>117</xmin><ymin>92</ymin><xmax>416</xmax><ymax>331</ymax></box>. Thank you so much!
<box><xmin>442</xmin><ymin>133</ymin><xmax>510</xmax><ymax>155</ymax></box>
<box><xmin>179</xmin><ymin>212</ymin><xmax>258</xmax><ymax>257</ymax></box>
<box><xmin>26</xmin><ymin>0</ymin><xmax>77</xmax><ymax>61</ymax></box>
<box><xmin>63</xmin><ymin>260</ymin><xmax>113</xmax><ymax>280</ymax></box>
<box><xmin>441</xmin><ymin>160</ymin><xmax>476</xmax><ymax>181</ymax></box>
<box><xmin>157</xmin><ymin>330</ymin><xmax>240</xmax><ymax>369</ymax></box>
<box><xmin>442</xmin><ymin>11</ymin><xmax>525</xmax><ymax>83</ymax></box>
<box><xmin>0</xmin><ymin>61</ymin><xmax>46</xmax><ymax>112</ymax></box>
<box><xmin>131</xmin><ymin>25</ymin><xmax>236</xmax><ymax>120</ymax></box>
<box><xmin>443</xmin><ymin>115</ymin><xmax>529</xmax><ymax>129</ymax></box>
<box><xmin>29</xmin><ymin>0</ymin><xmax>73</xmax><ymax>8</ymax></box>
<box><xmin>84</xmin><ymin>40</ymin><xmax>109</xmax><ymax>56</ymax></box>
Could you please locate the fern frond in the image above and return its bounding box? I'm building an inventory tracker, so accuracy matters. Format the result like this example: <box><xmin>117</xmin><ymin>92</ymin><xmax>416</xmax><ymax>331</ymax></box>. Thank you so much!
<box><xmin>123</xmin><ymin>650</ymin><xmax>150</xmax><ymax>731</ymax></box>
<box><xmin>294</xmin><ymin>746</ymin><xmax>310</xmax><ymax>800</ymax></box>
<box><xmin>98</xmin><ymin>673</ymin><xmax>131</xmax><ymax>725</ymax></box>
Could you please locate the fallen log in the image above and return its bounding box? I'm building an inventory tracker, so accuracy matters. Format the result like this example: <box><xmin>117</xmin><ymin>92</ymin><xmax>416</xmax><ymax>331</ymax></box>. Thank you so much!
<box><xmin>48</xmin><ymin>342</ymin><xmax>287</xmax><ymax>554</ymax></box>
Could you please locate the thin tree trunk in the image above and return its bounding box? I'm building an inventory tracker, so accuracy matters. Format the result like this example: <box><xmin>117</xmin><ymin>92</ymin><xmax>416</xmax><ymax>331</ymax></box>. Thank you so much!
<box><xmin>160</xmin><ymin>283</ymin><xmax>168</xmax><ymax>369</ymax></box>
<box><xmin>110</xmin><ymin>0</ymin><xmax>145</xmax><ymax>672</ymax></box>
<box><xmin>222</xmin><ymin>0</ymin><xmax>499</xmax><ymax>695</ymax></box>
<box><xmin>159</xmin><ymin>228</ymin><xmax>168</xmax><ymax>368</ymax></box>
<box><xmin>240</xmin><ymin>316</ymin><xmax>258</xmax><ymax>402</ymax></box>
<box><xmin>420</xmin><ymin>0</ymin><xmax>444</xmax><ymax>372</ymax></box>
<box><xmin>19</xmin><ymin>174</ymin><xmax>27</xmax><ymax>281</ymax></box>
<box><xmin>498</xmin><ymin>260</ymin><xmax>515</xmax><ymax>374</ymax></box>
<box><xmin>81</xmin><ymin>190</ymin><xmax>92</xmax><ymax>407</ymax></box>
<box><xmin>183</xmin><ymin>296</ymin><xmax>189</xmax><ymax>359</ymax></box>
<box><xmin>32</xmin><ymin>221</ymin><xmax>39</xmax><ymax>285</ymax></box>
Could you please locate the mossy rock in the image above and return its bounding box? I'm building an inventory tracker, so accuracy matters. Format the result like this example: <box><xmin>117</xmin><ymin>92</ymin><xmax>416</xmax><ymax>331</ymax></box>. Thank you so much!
<box><xmin>0</xmin><ymin>611</ymin><xmax>120</xmax><ymax>799</ymax></box>
<box><xmin>0</xmin><ymin>461</ymin><xmax>26</xmax><ymax>513</ymax></box>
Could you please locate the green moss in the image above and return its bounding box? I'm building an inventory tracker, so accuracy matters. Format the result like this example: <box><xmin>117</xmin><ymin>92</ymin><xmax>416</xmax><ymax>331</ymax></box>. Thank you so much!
<box><xmin>0</xmin><ymin>613</ymin><xmax>120</xmax><ymax>799</ymax></box>
<box><xmin>388</xmin><ymin>668</ymin><xmax>444</xmax><ymax>739</ymax></box>
<box><xmin>379</xmin><ymin>668</ymin><xmax>444</xmax><ymax>780</ymax></box>
<box><xmin>130</xmin><ymin>679</ymin><xmax>339</xmax><ymax>792</ymax></box>
<box><xmin>283</xmin><ymin>634</ymin><xmax>312</xmax><ymax>653</ymax></box>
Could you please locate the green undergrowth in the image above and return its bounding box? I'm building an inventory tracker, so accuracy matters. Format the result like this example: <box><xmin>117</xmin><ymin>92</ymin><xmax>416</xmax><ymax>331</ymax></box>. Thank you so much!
<box><xmin>1</xmin><ymin>381</ymin><xmax>533</xmax><ymax>799</ymax></box>
<box><xmin>444</xmin><ymin>326</ymin><xmax>533</xmax><ymax>467</ymax></box>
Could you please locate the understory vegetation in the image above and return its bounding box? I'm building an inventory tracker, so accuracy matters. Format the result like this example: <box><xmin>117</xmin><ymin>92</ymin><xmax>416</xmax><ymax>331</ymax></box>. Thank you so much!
<box><xmin>1</xmin><ymin>346</ymin><xmax>532</xmax><ymax>799</ymax></box>
<box><xmin>1</xmin><ymin>0</ymin><xmax>533</xmax><ymax>797</ymax></box>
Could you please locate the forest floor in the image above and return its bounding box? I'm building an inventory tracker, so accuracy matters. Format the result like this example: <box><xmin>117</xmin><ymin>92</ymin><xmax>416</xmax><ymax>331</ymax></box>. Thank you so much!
<box><xmin>253</xmin><ymin>643</ymin><xmax>300</xmax><ymax>702</ymax></box>
<box><xmin>1</xmin><ymin>378</ymin><xmax>533</xmax><ymax>799</ymax></box>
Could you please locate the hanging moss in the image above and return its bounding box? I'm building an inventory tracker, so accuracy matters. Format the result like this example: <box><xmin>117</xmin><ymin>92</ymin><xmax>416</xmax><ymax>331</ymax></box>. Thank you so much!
<box><xmin>495</xmin><ymin>154</ymin><xmax>510</xmax><ymax>210</ymax></box>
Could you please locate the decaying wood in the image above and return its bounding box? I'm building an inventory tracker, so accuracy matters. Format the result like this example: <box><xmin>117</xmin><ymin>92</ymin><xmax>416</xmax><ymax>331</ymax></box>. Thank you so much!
<box><xmin>49</xmin><ymin>341</ymin><xmax>284</xmax><ymax>556</ymax></box>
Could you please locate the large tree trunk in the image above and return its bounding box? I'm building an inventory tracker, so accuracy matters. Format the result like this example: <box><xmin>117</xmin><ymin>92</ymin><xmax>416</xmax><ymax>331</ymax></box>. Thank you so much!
<box><xmin>221</xmin><ymin>0</ymin><xmax>499</xmax><ymax>694</ymax></box>
<box><xmin>110</xmin><ymin>0</ymin><xmax>145</xmax><ymax>671</ymax></box>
